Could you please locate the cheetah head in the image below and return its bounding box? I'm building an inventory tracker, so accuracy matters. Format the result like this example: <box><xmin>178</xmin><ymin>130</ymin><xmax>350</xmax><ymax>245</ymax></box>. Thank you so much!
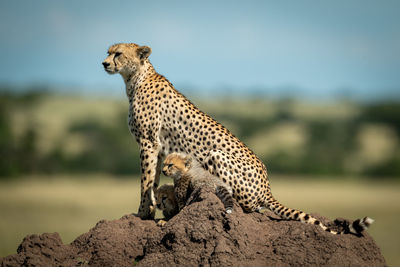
<box><xmin>154</xmin><ymin>183</ymin><xmax>176</xmax><ymax>211</ymax></box>
<box><xmin>162</xmin><ymin>153</ymin><xmax>193</xmax><ymax>179</ymax></box>
<box><xmin>102</xmin><ymin>43</ymin><xmax>152</xmax><ymax>79</ymax></box>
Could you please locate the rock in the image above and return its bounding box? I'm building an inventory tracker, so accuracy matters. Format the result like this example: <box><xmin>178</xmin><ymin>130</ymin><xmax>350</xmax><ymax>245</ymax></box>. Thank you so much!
<box><xmin>0</xmin><ymin>188</ymin><xmax>387</xmax><ymax>267</ymax></box>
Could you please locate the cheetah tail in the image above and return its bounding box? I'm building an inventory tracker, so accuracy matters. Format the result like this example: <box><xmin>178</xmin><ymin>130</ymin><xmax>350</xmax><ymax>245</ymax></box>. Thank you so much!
<box><xmin>264</xmin><ymin>193</ymin><xmax>374</xmax><ymax>235</ymax></box>
<box><xmin>215</xmin><ymin>186</ymin><xmax>234</xmax><ymax>214</ymax></box>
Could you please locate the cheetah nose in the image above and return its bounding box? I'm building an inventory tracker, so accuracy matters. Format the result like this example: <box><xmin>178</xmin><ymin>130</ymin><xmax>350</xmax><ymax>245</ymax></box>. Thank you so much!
<box><xmin>102</xmin><ymin>62</ymin><xmax>110</xmax><ymax>68</ymax></box>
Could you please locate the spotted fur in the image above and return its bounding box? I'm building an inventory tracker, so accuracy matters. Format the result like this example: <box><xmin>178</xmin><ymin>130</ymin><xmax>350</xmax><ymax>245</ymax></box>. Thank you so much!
<box><xmin>162</xmin><ymin>153</ymin><xmax>234</xmax><ymax>214</ymax></box>
<box><xmin>154</xmin><ymin>183</ymin><xmax>179</xmax><ymax>220</ymax></box>
<box><xmin>102</xmin><ymin>43</ymin><xmax>373</xmax><ymax>235</ymax></box>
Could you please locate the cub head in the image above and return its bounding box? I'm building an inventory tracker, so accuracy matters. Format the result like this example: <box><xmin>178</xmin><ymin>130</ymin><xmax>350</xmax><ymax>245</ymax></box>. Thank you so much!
<box><xmin>102</xmin><ymin>43</ymin><xmax>152</xmax><ymax>78</ymax></box>
<box><xmin>162</xmin><ymin>153</ymin><xmax>192</xmax><ymax>179</ymax></box>
<box><xmin>154</xmin><ymin>183</ymin><xmax>177</xmax><ymax>212</ymax></box>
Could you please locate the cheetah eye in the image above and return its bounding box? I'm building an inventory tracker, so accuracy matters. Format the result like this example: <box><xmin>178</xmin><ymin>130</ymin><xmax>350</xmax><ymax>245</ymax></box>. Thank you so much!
<box><xmin>162</xmin><ymin>196</ymin><xmax>167</xmax><ymax>201</ymax></box>
<box><xmin>115</xmin><ymin>52</ymin><xmax>122</xmax><ymax>57</ymax></box>
<box><xmin>167</xmin><ymin>164</ymin><xmax>173</xmax><ymax>168</ymax></box>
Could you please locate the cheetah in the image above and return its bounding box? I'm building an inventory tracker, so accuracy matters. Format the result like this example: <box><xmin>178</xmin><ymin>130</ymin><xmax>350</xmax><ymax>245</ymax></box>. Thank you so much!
<box><xmin>162</xmin><ymin>152</ymin><xmax>234</xmax><ymax>214</ymax></box>
<box><xmin>102</xmin><ymin>43</ymin><xmax>373</xmax><ymax>235</ymax></box>
<box><xmin>154</xmin><ymin>183</ymin><xmax>179</xmax><ymax>219</ymax></box>
<box><xmin>154</xmin><ymin>183</ymin><xmax>179</xmax><ymax>226</ymax></box>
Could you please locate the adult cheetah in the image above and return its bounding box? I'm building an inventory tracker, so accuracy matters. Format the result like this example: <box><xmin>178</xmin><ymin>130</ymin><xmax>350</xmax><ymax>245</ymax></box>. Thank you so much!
<box><xmin>102</xmin><ymin>43</ymin><xmax>373</xmax><ymax>234</ymax></box>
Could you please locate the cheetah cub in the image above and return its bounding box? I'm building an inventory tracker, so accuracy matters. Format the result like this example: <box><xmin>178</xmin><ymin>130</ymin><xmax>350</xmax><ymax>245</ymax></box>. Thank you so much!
<box><xmin>162</xmin><ymin>152</ymin><xmax>234</xmax><ymax>214</ymax></box>
<box><xmin>154</xmin><ymin>183</ymin><xmax>179</xmax><ymax>226</ymax></box>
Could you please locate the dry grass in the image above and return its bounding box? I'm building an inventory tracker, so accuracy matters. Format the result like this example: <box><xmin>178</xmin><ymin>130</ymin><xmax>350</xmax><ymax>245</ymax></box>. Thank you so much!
<box><xmin>0</xmin><ymin>175</ymin><xmax>399</xmax><ymax>266</ymax></box>
<box><xmin>0</xmin><ymin>175</ymin><xmax>141</xmax><ymax>258</ymax></box>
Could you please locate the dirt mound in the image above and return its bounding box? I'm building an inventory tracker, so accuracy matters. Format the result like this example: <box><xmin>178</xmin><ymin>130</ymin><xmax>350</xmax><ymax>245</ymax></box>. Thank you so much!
<box><xmin>1</xmin><ymin>188</ymin><xmax>386</xmax><ymax>266</ymax></box>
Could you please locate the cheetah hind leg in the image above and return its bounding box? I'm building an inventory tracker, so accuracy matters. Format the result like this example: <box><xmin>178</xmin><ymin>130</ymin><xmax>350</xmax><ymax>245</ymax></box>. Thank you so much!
<box><xmin>256</xmin><ymin>206</ymin><xmax>267</xmax><ymax>213</ymax></box>
<box><xmin>204</xmin><ymin>150</ymin><xmax>374</xmax><ymax>235</ymax></box>
<box><xmin>204</xmin><ymin>149</ymin><xmax>260</xmax><ymax>212</ymax></box>
<box><xmin>215</xmin><ymin>185</ymin><xmax>234</xmax><ymax>214</ymax></box>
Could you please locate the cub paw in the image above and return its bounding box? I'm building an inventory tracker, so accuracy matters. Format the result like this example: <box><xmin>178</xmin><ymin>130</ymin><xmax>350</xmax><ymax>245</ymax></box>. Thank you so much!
<box><xmin>157</xmin><ymin>219</ymin><xmax>168</xmax><ymax>227</ymax></box>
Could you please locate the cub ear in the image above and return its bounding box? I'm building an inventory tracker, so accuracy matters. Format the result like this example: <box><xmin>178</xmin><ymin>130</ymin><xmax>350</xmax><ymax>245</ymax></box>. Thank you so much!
<box><xmin>137</xmin><ymin>45</ymin><xmax>152</xmax><ymax>60</ymax></box>
<box><xmin>184</xmin><ymin>156</ymin><xmax>193</xmax><ymax>168</ymax></box>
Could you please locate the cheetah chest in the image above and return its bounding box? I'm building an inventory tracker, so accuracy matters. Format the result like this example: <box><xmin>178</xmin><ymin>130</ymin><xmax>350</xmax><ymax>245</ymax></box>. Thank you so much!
<box><xmin>127</xmin><ymin>98</ymin><xmax>172</xmax><ymax>153</ymax></box>
<box><xmin>127</xmin><ymin>100</ymin><xmax>140</xmax><ymax>141</ymax></box>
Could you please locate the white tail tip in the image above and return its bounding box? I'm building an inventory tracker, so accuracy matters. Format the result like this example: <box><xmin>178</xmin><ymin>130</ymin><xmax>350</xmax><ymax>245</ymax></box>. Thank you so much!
<box><xmin>363</xmin><ymin>217</ymin><xmax>374</xmax><ymax>227</ymax></box>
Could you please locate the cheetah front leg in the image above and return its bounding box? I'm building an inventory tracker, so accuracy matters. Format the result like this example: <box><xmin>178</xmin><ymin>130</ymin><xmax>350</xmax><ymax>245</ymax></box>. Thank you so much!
<box><xmin>137</xmin><ymin>139</ymin><xmax>161</xmax><ymax>219</ymax></box>
<box><xmin>154</xmin><ymin>153</ymin><xmax>163</xmax><ymax>189</ymax></box>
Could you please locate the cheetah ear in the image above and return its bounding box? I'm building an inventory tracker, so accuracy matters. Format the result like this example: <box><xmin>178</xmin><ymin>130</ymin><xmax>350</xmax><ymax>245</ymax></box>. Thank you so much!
<box><xmin>184</xmin><ymin>156</ymin><xmax>193</xmax><ymax>168</ymax></box>
<box><xmin>137</xmin><ymin>45</ymin><xmax>152</xmax><ymax>60</ymax></box>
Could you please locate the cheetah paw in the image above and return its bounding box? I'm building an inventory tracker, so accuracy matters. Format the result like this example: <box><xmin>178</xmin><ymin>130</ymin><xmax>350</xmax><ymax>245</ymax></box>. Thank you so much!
<box><xmin>157</xmin><ymin>219</ymin><xmax>168</xmax><ymax>227</ymax></box>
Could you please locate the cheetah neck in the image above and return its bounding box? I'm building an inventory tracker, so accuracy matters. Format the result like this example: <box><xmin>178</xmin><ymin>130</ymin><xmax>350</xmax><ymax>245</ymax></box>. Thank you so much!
<box><xmin>186</xmin><ymin>160</ymin><xmax>209</xmax><ymax>182</ymax></box>
<box><xmin>124</xmin><ymin>60</ymin><xmax>156</xmax><ymax>99</ymax></box>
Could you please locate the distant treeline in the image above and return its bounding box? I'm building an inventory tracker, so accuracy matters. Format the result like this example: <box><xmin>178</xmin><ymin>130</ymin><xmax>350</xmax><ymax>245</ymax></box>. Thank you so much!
<box><xmin>1</xmin><ymin>89</ymin><xmax>400</xmax><ymax>179</ymax></box>
<box><xmin>0</xmin><ymin>90</ymin><xmax>141</xmax><ymax>177</ymax></box>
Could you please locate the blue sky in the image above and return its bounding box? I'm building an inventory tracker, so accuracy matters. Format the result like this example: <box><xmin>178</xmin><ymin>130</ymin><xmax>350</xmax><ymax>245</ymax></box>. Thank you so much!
<box><xmin>0</xmin><ymin>0</ymin><xmax>399</xmax><ymax>99</ymax></box>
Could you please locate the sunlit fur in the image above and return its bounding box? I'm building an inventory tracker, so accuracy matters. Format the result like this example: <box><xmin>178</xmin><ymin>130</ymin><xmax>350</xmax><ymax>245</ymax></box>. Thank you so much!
<box><xmin>102</xmin><ymin>43</ymin><xmax>373</xmax><ymax>234</ymax></box>
<box><xmin>163</xmin><ymin>153</ymin><xmax>234</xmax><ymax>213</ymax></box>
<box><xmin>103</xmin><ymin>43</ymin><xmax>152</xmax><ymax>85</ymax></box>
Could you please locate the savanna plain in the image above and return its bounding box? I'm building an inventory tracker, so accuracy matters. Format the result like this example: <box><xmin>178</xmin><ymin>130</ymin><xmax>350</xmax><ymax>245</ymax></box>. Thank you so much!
<box><xmin>1</xmin><ymin>93</ymin><xmax>399</xmax><ymax>266</ymax></box>
<box><xmin>1</xmin><ymin>176</ymin><xmax>399</xmax><ymax>266</ymax></box>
